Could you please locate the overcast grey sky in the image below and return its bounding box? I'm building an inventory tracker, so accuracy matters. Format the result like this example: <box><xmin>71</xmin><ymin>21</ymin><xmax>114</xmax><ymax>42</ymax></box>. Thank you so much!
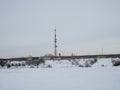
<box><xmin>0</xmin><ymin>0</ymin><xmax>120</xmax><ymax>58</ymax></box>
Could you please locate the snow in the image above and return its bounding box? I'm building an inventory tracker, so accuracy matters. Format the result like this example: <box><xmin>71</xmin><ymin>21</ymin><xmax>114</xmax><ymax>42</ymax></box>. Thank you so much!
<box><xmin>0</xmin><ymin>67</ymin><xmax>120</xmax><ymax>90</ymax></box>
<box><xmin>0</xmin><ymin>58</ymin><xmax>120</xmax><ymax>90</ymax></box>
<box><xmin>45</xmin><ymin>60</ymin><xmax>74</xmax><ymax>68</ymax></box>
<box><xmin>93</xmin><ymin>58</ymin><xmax>112</xmax><ymax>67</ymax></box>
<box><xmin>45</xmin><ymin>58</ymin><xmax>102</xmax><ymax>68</ymax></box>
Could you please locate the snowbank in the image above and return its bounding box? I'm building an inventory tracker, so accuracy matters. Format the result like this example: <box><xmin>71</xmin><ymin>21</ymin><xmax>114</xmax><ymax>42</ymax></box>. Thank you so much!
<box><xmin>1</xmin><ymin>58</ymin><xmax>120</xmax><ymax>69</ymax></box>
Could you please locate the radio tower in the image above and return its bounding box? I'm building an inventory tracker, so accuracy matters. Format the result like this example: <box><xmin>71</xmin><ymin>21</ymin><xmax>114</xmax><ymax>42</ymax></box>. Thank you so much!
<box><xmin>54</xmin><ymin>27</ymin><xmax>57</xmax><ymax>56</ymax></box>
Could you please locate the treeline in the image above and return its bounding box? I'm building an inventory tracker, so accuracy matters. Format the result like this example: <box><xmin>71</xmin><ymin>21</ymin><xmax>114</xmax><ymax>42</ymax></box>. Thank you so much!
<box><xmin>0</xmin><ymin>58</ymin><xmax>45</xmax><ymax>68</ymax></box>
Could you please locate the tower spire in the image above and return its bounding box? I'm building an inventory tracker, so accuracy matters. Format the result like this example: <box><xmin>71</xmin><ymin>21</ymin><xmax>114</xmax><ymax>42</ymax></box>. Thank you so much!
<box><xmin>54</xmin><ymin>27</ymin><xmax>57</xmax><ymax>56</ymax></box>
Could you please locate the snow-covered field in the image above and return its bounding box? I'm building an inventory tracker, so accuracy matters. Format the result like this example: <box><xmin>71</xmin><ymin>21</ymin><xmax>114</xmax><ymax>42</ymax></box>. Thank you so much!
<box><xmin>0</xmin><ymin>67</ymin><xmax>120</xmax><ymax>90</ymax></box>
<box><xmin>0</xmin><ymin>58</ymin><xmax>120</xmax><ymax>90</ymax></box>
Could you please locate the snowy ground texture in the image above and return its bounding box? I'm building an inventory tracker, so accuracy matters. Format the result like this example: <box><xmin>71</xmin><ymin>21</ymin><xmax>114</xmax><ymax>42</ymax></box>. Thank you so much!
<box><xmin>0</xmin><ymin>58</ymin><xmax>120</xmax><ymax>90</ymax></box>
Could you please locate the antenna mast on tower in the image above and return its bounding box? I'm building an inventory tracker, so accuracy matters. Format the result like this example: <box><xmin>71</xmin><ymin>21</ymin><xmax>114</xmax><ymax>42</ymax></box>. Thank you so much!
<box><xmin>54</xmin><ymin>27</ymin><xmax>57</xmax><ymax>56</ymax></box>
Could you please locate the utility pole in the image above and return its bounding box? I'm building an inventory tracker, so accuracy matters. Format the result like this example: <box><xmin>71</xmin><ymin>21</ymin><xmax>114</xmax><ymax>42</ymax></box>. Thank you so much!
<box><xmin>54</xmin><ymin>27</ymin><xmax>57</xmax><ymax>56</ymax></box>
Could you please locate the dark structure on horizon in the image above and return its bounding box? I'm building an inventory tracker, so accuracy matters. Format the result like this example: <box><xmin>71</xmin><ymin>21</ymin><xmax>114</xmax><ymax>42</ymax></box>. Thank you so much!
<box><xmin>54</xmin><ymin>27</ymin><xmax>57</xmax><ymax>56</ymax></box>
<box><xmin>0</xmin><ymin>54</ymin><xmax>120</xmax><ymax>61</ymax></box>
